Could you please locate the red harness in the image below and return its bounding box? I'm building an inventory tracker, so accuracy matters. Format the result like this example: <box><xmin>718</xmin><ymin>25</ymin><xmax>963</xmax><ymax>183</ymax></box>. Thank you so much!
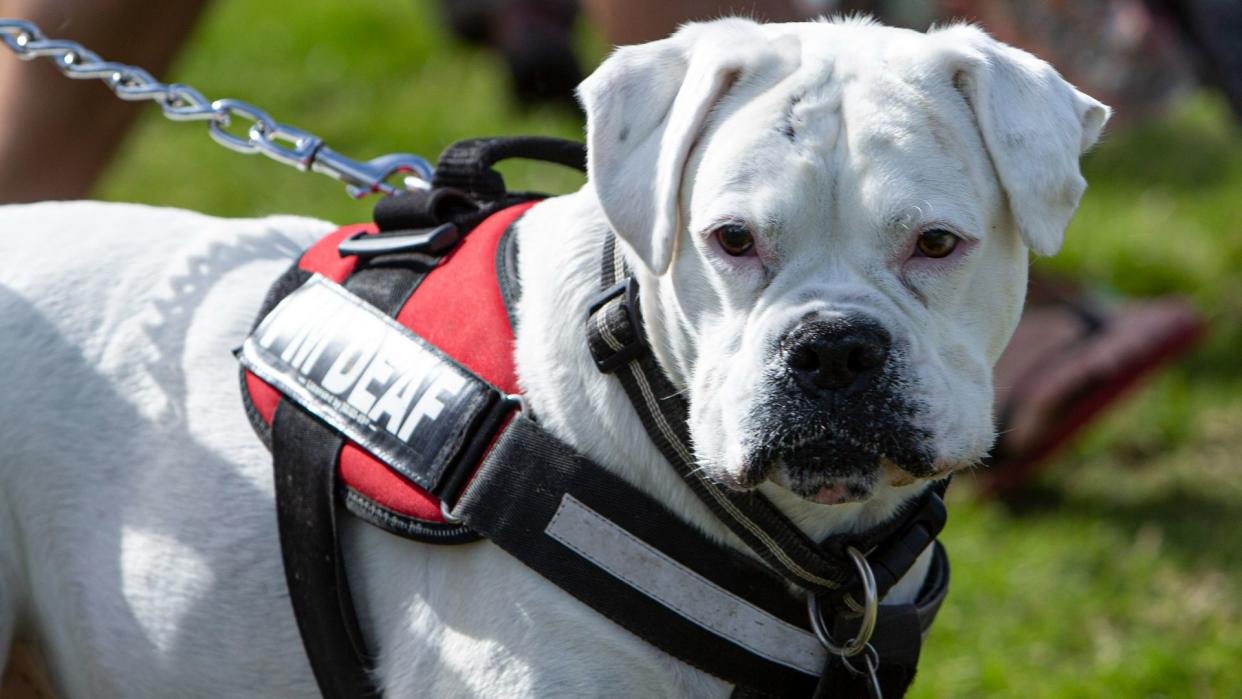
<box><xmin>243</xmin><ymin>201</ymin><xmax>535</xmax><ymax>525</ymax></box>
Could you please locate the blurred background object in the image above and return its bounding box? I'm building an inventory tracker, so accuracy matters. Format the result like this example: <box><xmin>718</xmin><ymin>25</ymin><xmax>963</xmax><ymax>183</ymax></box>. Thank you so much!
<box><xmin>0</xmin><ymin>0</ymin><xmax>209</xmax><ymax>203</ymax></box>
<box><xmin>0</xmin><ymin>0</ymin><xmax>1238</xmax><ymax>694</ymax></box>
<box><xmin>934</xmin><ymin>0</ymin><xmax>1242</xmax><ymax>123</ymax></box>
<box><xmin>581</xmin><ymin>0</ymin><xmax>804</xmax><ymax>44</ymax></box>
<box><xmin>439</xmin><ymin>0</ymin><xmax>582</xmax><ymax>107</ymax></box>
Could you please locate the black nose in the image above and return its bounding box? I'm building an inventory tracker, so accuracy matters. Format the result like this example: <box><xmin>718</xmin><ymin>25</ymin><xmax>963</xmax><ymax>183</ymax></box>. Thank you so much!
<box><xmin>784</xmin><ymin>318</ymin><xmax>891</xmax><ymax>392</ymax></box>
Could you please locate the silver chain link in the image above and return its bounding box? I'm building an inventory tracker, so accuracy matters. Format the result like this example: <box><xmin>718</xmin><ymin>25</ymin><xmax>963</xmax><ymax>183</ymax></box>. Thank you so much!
<box><xmin>0</xmin><ymin>18</ymin><xmax>434</xmax><ymax>199</ymax></box>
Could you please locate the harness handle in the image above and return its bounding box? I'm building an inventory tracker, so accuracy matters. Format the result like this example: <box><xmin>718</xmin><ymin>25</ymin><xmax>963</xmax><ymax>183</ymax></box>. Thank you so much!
<box><xmin>372</xmin><ymin>136</ymin><xmax>586</xmax><ymax>233</ymax></box>
<box><xmin>432</xmin><ymin>136</ymin><xmax>587</xmax><ymax>202</ymax></box>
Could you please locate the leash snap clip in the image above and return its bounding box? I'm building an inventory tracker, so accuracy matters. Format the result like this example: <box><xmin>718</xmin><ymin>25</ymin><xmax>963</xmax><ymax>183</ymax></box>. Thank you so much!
<box><xmin>807</xmin><ymin>546</ymin><xmax>878</xmax><ymax>657</ymax></box>
<box><xmin>312</xmin><ymin>149</ymin><xmax>434</xmax><ymax>198</ymax></box>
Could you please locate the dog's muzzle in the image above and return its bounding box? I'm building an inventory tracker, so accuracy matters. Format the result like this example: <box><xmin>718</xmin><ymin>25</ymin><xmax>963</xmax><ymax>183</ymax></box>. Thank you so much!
<box><xmin>741</xmin><ymin>315</ymin><xmax>935</xmax><ymax>493</ymax></box>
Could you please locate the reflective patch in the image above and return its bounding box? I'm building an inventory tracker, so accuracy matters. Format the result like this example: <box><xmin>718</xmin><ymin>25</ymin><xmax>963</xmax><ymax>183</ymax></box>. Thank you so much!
<box><xmin>545</xmin><ymin>494</ymin><xmax>827</xmax><ymax>675</ymax></box>
<box><xmin>238</xmin><ymin>274</ymin><xmax>497</xmax><ymax>491</ymax></box>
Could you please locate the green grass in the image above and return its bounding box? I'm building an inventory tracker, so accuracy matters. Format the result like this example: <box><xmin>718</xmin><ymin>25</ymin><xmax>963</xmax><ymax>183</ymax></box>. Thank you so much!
<box><xmin>95</xmin><ymin>1</ymin><xmax>1242</xmax><ymax>695</ymax></box>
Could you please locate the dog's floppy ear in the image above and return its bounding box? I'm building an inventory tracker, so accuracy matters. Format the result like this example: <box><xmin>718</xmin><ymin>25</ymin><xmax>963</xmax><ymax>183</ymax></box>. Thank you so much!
<box><xmin>578</xmin><ymin>19</ymin><xmax>777</xmax><ymax>274</ymax></box>
<box><xmin>938</xmin><ymin>25</ymin><xmax>1111</xmax><ymax>256</ymax></box>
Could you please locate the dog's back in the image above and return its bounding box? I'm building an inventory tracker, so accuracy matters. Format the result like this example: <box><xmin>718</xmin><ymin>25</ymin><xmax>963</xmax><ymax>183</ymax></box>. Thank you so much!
<box><xmin>0</xmin><ymin>201</ymin><xmax>331</xmax><ymax>697</ymax></box>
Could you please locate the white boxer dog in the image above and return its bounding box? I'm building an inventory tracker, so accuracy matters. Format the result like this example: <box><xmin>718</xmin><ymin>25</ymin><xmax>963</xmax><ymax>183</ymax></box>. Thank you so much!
<box><xmin>0</xmin><ymin>17</ymin><xmax>1107</xmax><ymax>697</ymax></box>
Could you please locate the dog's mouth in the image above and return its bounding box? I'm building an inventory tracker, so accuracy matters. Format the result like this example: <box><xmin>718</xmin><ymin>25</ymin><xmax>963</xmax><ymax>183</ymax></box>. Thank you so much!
<box><xmin>746</xmin><ymin>433</ymin><xmax>886</xmax><ymax>504</ymax></box>
<box><xmin>736</xmin><ymin>419</ymin><xmax>937</xmax><ymax>505</ymax></box>
<box><xmin>769</xmin><ymin>457</ymin><xmax>881</xmax><ymax>505</ymax></box>
<box><xmin>725</xmin><ymin>360</ymin><xmax>938</xmax><ymax>504</ymax></box>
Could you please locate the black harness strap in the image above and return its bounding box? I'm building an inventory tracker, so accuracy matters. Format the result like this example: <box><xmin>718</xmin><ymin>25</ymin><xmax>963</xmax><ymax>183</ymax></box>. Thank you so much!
<box><xmin>452</xmin><ymin>407</ymin><xmax>949</xmax><ymax>698</ymax></box>
<box><xmin>272</xmin><ymin>404</ymin><xmax>377</xmax><ymax>698</ymax></box>
<box><xmin>452</xmin><ymin>415</ymin><xmax>822</xmax><ymax>696</ymax></box>
<box><xmin>269</xmin><ymin>245</ymin><xmax>439</xmax><ymax>699</ymax></box>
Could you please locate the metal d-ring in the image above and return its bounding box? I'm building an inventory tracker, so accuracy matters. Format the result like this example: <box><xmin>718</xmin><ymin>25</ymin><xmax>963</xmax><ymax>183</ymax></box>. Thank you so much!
<box><xmin>807</xmin><ymin>546</ymin><xmax>879</xmax><ymax>658</ymax></box>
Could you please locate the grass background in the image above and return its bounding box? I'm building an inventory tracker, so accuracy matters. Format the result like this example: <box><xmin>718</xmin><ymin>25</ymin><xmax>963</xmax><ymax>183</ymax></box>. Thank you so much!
<box><xmin>91</xmin><ymin>0</ymin><xmax>1242</xmax><ymax>695</ymax></box>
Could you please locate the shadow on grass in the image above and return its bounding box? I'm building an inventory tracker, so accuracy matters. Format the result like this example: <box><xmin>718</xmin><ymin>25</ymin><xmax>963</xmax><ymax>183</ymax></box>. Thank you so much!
<box><xmin>999</xmin><ymin>483</ymin><xmax>1242</xmax><ymax>573</ymax></box>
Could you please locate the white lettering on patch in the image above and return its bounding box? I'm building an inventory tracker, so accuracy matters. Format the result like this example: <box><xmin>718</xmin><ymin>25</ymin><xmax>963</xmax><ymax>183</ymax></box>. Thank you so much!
<box><xmin>398</xmin><ymin>371</ymin><xmax>467</xmax><ymax>441</ymax></box>
<box><xmin>237</xmin><ymin>275</ymin><xmax>496</xmax><ymax>487</ymax></box>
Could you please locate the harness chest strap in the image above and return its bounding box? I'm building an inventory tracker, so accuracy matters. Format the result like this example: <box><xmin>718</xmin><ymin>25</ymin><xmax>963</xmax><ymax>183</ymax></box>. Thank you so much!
<box><xmin>452</xmin><ymin>414</ymin><xmax>951</xmax><ymax>698</ymax></box>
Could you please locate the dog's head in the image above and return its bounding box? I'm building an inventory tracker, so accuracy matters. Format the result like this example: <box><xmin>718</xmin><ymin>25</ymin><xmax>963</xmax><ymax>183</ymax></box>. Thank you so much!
<box><xmin>579</xmin><ymin>18</ymin><xmax>1109</xmax><ymax>505</ymax></box>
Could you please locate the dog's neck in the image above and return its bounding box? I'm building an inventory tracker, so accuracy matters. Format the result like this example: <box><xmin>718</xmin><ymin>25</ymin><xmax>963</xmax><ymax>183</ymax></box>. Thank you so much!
<box><xmin>512</xmin><ymin>188</ymin><xmax>929</xmax><ymax>554</ymax></box>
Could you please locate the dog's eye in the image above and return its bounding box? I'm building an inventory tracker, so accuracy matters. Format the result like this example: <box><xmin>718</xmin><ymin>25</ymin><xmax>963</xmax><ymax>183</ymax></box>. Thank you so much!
<box><xmin>715</xmin><ymin>224</ymin><xmax>755</xmax><ymax>256</ymax></box>
<box><xmin>914</xmin><ymin>229</ymin><xmax>959</xmax><ymax>258</ymax></box>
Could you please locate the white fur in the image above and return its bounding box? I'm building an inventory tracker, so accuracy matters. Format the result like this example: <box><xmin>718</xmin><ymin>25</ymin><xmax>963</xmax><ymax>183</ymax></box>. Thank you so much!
<box><xmin>0</xmin><ymin>19</ymin><xmax>1106</xmax><ymax>697</ymax></box>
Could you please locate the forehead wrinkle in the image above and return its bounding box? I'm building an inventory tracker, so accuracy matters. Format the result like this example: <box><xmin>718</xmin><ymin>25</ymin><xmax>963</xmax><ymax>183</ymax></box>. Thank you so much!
<box><xmin>836</xmin><ymin>73</ymin><xmax>990</xmax><ymax>243</ymax></box>
<box><xmin>718</xmin><ymin>161</ymin><xmax>759</xmax><ymax>192</ymax></box>
<box><xmin>770</xmin><ymin>66</ymin><xmax>848</xmax><ymax>257</ymax></box>
<box><xmin>829</xmin><ymin>85</ymin><xmax>851</xmax><ymax>254</ymax></box>
<box><xmin>853</xmin><ymin>69</ymin><xmax>990</xmax><ymax>200</ymax></box>
<box><xmin>778</xmin><ymin>91</ymin><xmax>805</xmax><ymax>142</ymax></box>
<box><xmin>755</xmin><ymin>140</ymin><xmax>842</xmax><ymax>268</ymax></box>
<box><xmin>786</xmin><ymin>73</ymin><xmax>843</xmax><ymax>153</ymax></box>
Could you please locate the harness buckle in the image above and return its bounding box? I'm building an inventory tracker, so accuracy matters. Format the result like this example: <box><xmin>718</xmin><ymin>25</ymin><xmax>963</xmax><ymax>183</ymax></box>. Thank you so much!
<box><xmin>861</xmin><ymin>489</ymin><xmax>947</xmax><ymax>600</ymax></box>
<box><xmin>586</xmin><ymin>276</ymin><xmax>647</xmax><ymax>373</ymax></box>
<box><xmin>337</xmin><ymin>222</ymin><xmax>460</xmax><ymax>258</ymax></box>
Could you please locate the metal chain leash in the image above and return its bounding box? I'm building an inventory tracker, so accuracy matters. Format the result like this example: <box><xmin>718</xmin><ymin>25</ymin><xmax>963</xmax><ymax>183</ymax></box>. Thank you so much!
<box><xmin>0</xmin><ymin>18</ymin><xmax>434</xmax><ymax>199</ymax></box>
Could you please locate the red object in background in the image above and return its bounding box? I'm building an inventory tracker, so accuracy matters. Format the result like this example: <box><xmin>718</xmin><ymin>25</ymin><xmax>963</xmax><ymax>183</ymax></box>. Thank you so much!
<box><xmin>982</xmin><ymin>291</ymin><xmax>1206</xmax><ymax>496</ymax></box>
